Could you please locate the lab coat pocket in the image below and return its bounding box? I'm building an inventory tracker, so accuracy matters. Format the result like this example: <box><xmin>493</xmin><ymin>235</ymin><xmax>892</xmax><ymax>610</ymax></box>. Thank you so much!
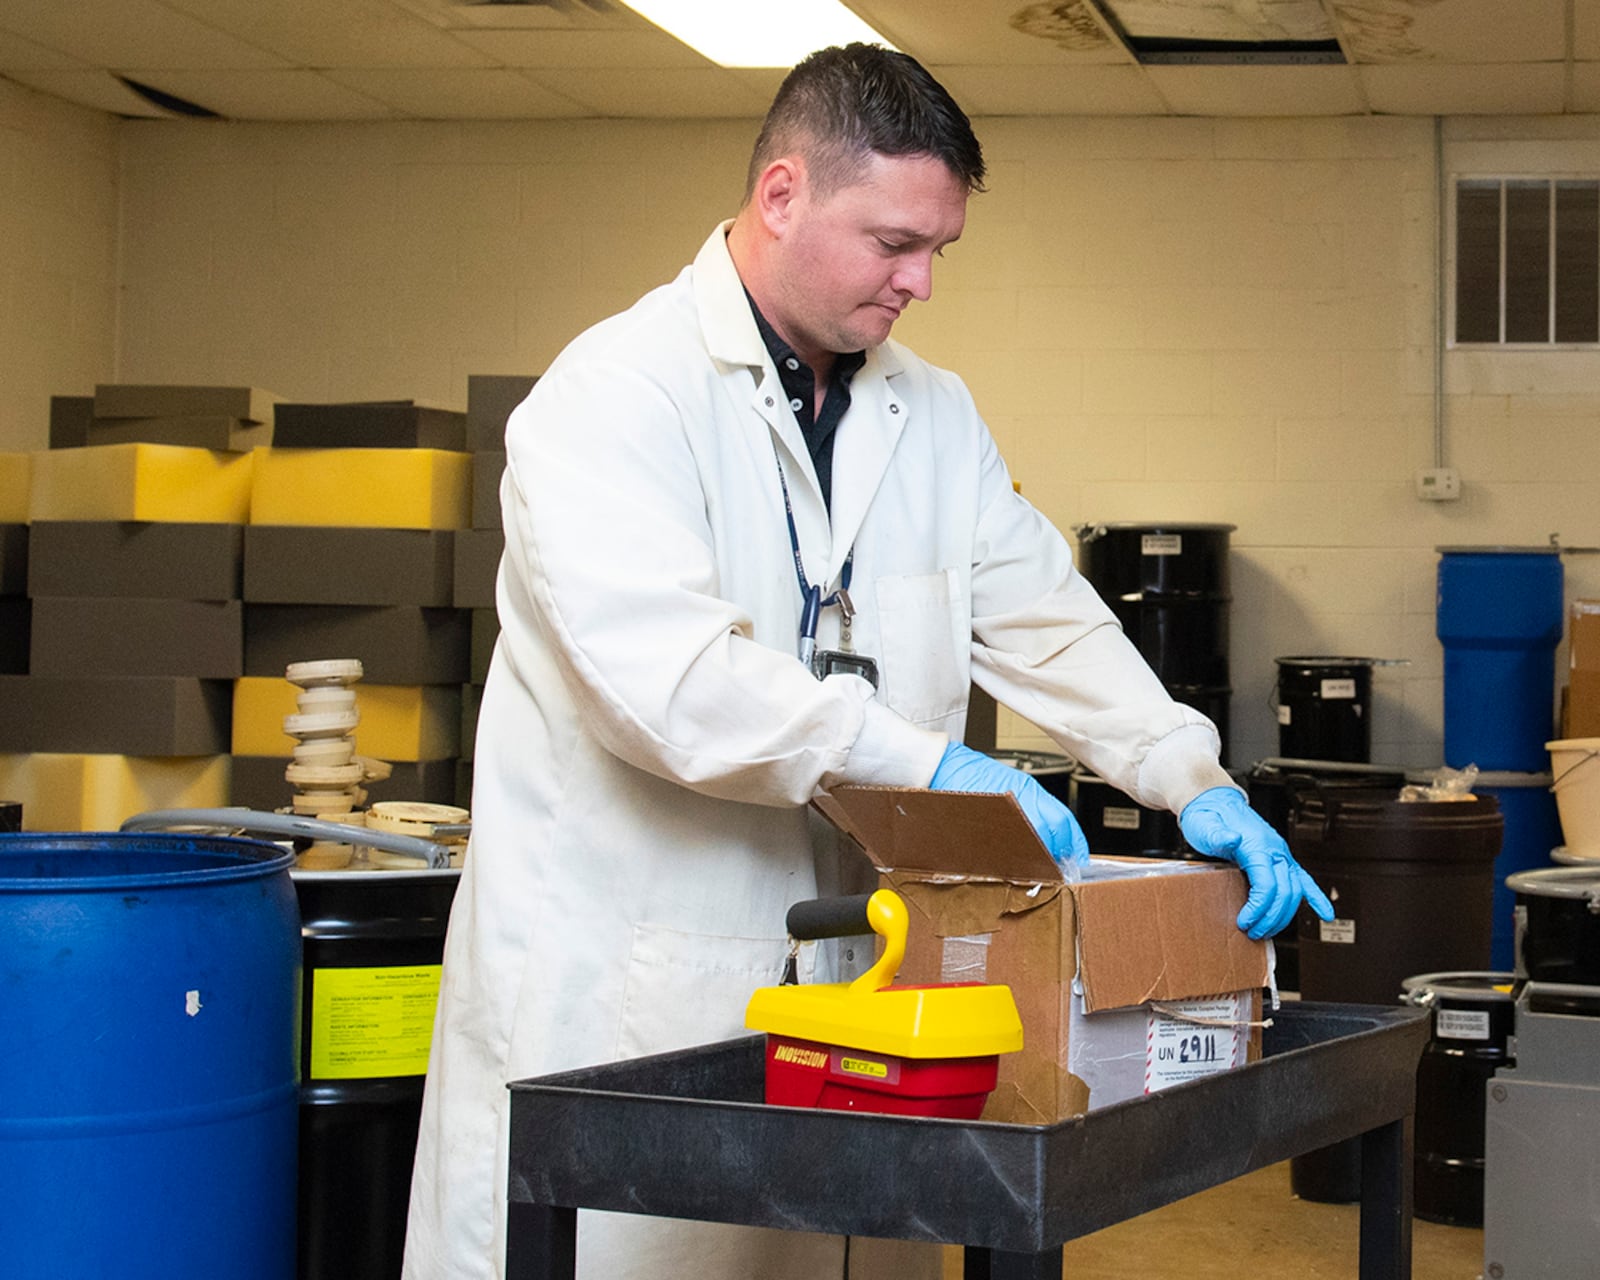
<box><xmin>616</xmin><ymin>923</ymin><xmax>790</xmax><ymax>1060</ymax></box>
<box><xmin>874</xmin><ymin>568</ymin><xmax>969</xmax><ymax>730</ymax></box>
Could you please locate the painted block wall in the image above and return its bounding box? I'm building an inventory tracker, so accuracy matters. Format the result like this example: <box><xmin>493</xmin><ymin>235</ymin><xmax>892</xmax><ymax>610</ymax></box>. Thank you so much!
<box><xmin>0</xmin><ymin>81</ymin><xmax>118</xmax><ymax>449</ymax></box>
<box><xmin>81</xmin><ymin>112</ymin><xmax>1600</xmax><ymax>770</ymax></box>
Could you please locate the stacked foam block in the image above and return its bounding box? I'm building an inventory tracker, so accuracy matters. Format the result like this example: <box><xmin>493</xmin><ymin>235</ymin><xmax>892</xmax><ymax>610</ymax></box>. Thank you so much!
<box><xmin>231</xmin><ymin>399</ymin><xmax>474</xmax><ymax>810</ymax></box>
<box><xmin>0</xmin><ymin>386</ymin><xmax>270</xmax><ymax>830</ymax></box>
<box><xmin>454</xmin><ymin>375</ymin><xmax>533</xmax><ymax>806</ymax></box>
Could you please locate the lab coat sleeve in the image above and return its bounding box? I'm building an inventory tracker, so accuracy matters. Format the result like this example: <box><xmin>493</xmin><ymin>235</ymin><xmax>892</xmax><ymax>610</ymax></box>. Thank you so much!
<box><xmin>498</xmin><ymin>351</ymin><xmax>947</xmax><ymax>808</ymax></box>
<box><xmin>962</xmin><ymin>428</ymin><xmax>1234</xmax><ymax>815</ymax></box>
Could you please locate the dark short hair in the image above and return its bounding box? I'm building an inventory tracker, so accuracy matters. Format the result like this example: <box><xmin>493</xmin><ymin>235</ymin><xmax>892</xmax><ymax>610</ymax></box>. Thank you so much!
<box><xmin>745</xmin><ymin>43</ymin><xmax>986</xmax><ymax>201</ymax></box>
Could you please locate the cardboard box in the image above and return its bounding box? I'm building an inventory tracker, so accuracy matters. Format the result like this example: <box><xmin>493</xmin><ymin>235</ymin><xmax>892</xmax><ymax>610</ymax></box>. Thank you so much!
<box><xmin>471</xmin><ymin>450</ymin><xmax>505</xmax><ymax>530</ymax></box>
<box><xmin>31</xmin><ymin>597</ymin><xmax>242</xmax><ymax>679</ymax></box>
<box><xmin>243</xmin><ymin>527</ymin><xmax>454</xmax><ymax>606</ymax></box>
<box><xmin>0</xmin><ymin>675</ymin><xmax>232</xmax><ymax>756</ymax></box>
<box><xmin>0</xmin><ymin>524</ymin><xmax>26</xmax><ymax>597</ymax></box>
<box><xmin>86</xmin><ymin>415</ymin><xmax>272</xmax><ymax>452</ymax></box>
<box><xmin>243</xmin><ymin>604</ymin><xmax>469</xmax><ymax>685</ymax></box>
<box><xmin>454</xmin><ymin>528</ymin><xmax>503</xmax><ymax>609</ymax></box>
<box><xmin>466</xmin><ymin>374</ymin><xmax>537</xmax><ymax>452</ymax></box>
<box><xmin>28</xmin><ymin>522</ymin><xmax>243</xmax><ymax>600</ymax></box>
<box><xmin>1571</xmin><ymin>600</ymin><xmax>1600</xmax><ymax>673</ymax></box>
<box><xmin>813</xmin><ymin>787</ymin><xmax>1268</xmax><ymax>1125</ymax></box>
<box><xmin>0</xmin><ymin>453</ymin><xmax>30</xmax><ymax>524</ymax></box>
<box><xmin>228</xmin><ymin>754</ymin><xmax>459</xmax><ymax>812</ymax></box>
<box><xmin>30</xmin><ymin>444</ymin><xmax>255</xmax><ymax>523</ymax></box>
<box><xmin>0</xmin><ymin>599</ymin><xmax>28</xmax><ymax>674</ymax></box>
<box><xmin>232</xmin><ymin>676</ymin><xmax>460</xmax><ymax>761</ymax></box>
<box><xmin>272</xmin><ymin>402</ymin><xmax>465</xmax><ymax>452</ymax></box>
<box><xmin>1567</xmin><ymin>669</ymin><xmax>1600</xmax><ymax>739</ymax></box>
<box><xmin>471</xmin><ymin>607</ymin><xmax>498</xmax><ymax>684</ymax></box>
<box><xmin>94</xmin><ymin>384</ymin><xmax>279</xmax><ymax>424</ymax></box>
<box><xmin>249</xmin><ymin>448</ymin><xmax>470</xmax><ymax>530</ymax></box>
<box><xmin>49</xmin><ymin>396</ymin><xmax>93</xmax><ymax>450</ymax></box>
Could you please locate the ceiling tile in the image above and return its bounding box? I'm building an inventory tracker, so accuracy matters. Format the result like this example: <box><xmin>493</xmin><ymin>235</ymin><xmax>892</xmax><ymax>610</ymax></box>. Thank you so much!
<box><xmin>0</xmin><ymin>1</ymin><xmax>288</xmax><ymax>69</ymax></box>
<box><xmin>136</xmin><ymin>69</ymin><xmax>399</xmax><ymax>119</ymax></box>
<box><xmin>856</xmin><ymin>0</ymin><xmax>1130</xmax><ymax>66</ymax></box>
<box><xmin>2</xmin><ymin>68</ymin><xmax>173</xmax><ymax>116</ymax></box>
<box><xmin>938</xmin><ymin>63</ymin><xmax>1169</xmax><ymax>116</ymax></box>
<box><xmin>0</xmin><ymin>28</ymin><xmax>91</xmax><ymax>70</ymax></box>
<box><xmin>1331</xmin><ymin>0</ymin><xmax>1566</xmax><ymax>65</ymax></box>
<box><xmin>448</xmin><ymin>27</ymin><xmax>713</xmax><ymax>69</ymax></box>
<box><xmin>323</xmin><ymin>66</ymin><xmax>588</xmax><ymax>118</ymax></box>
<box><xmin>157</xmin><ymin>0</ymin><xmax>493</xmax><ymax>69</ymax></box>
<box><xmin>1145</xmin><ymin>65</ymin><xmax>1367</xmax><ymax>117</ymax></box>
<box><xmin>525</xmin><ymin>65</ymin><xmax>773</xmax><ymax>117</ymax></box>
<box><xmin>1360</xmin><ymin>63</ymin><xmax>1566</xmax><ymax>115</ymax></box>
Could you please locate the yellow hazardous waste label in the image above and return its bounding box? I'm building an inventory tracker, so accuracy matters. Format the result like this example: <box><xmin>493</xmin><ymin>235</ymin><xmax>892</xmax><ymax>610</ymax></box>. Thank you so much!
<box><xmin>309</xmin><ymin>964</ymin><xmax>443</xmax><ymax>1080</ymax></box>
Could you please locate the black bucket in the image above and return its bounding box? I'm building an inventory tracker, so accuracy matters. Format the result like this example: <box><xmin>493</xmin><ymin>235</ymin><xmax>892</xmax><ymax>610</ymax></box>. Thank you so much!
<box><xmin>1507</xmin><ymin>865</ymin><xmax>1600</xmax><ymax>989</ymax></box>
<box><xmin>1274</xmin><ymin>656</ymin><xmax>1376</xmax><ymax>763</ymax></box>
<box><xmin>1400</xmin><ymin>971</ymin><xmax>1516</xmax><ymax>1227</ymax></box>
<box><xmin>1069</xmin><ymin>771</ymin><xmax>1186</xmax><ymax>857</ymax></box>
<box><xmin>1244</xmin><ymin>759</ymin><xmax>1409</xmax><ymax>993</ymax></box>
<box><xmin>294</xmin><ymin>867</ymin><xmax>461</xmax><ymax>1280</ymax></box>
<box><xmin>1287</xmin><ymin>789</ymin><xmax>1502</xmax><ymax>1203</ymax></box>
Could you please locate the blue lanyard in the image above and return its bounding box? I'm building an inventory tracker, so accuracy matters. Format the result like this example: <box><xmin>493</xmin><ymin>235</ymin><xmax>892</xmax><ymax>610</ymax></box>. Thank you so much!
<box><xmin>771</xmin><ymin>440</ymin><xmax>853</xmax><ymax>662</ymax></box>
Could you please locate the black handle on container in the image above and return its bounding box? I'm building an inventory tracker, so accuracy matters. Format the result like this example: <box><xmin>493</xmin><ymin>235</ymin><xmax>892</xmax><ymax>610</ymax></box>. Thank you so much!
<box><xmin>785</xmin><ymin>893</ymin><xmax>875</xmax><ymax>941</ymax></box>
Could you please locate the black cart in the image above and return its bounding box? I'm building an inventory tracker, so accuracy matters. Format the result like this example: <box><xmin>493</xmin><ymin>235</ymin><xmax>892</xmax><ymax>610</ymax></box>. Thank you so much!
<box><xmin>506</xmin><ymin>1001</ymin><xmax>1428</xmax><ymax>1279</ymax></box>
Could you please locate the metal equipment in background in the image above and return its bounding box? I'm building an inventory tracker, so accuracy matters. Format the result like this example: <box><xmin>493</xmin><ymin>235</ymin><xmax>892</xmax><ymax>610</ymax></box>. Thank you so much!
<box><xmin>123</xmin><ymin>808</ymin><xmax>463</xmax><ymax>1280</ymax></box>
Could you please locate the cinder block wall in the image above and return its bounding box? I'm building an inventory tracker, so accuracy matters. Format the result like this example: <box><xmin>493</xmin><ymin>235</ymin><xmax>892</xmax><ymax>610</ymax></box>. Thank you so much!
<box><xmin>17</xmin><ymin>106</ymin><xmax>1600</xmax><ymax>772</ymax></box>
<box><xmin>0</xmin><ymin>81</ymin><xmax>118</xmax><ymax>448</ymax></box>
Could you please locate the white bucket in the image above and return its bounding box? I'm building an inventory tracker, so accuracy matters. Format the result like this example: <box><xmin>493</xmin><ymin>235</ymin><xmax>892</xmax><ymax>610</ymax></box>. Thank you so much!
<box><xmin>1546</xmin><ymin>738</ymin><xmax>1600</xmax><ymax>858</ymax></box>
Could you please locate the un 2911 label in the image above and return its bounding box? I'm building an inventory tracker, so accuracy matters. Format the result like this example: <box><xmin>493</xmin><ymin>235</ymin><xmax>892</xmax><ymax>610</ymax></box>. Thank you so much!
<box><xmin>1320</xmin><ymin>678</ymin><xmax>1358</xmax><ymax>699</ymax></box>
<box><xmin>1141</xmin><ymin>534</ymin><xmax>1182</xmax><ymax>556</ymax></box>
<box><xmin>1145</xmin><ymin>996</ymin><xmax>1245</xmax><ymax>1093</ymax></box>
<box><xmin>1103</xmin><ymin>807</ymin><xmax>1142</xmax><ymax>830</ymax></box>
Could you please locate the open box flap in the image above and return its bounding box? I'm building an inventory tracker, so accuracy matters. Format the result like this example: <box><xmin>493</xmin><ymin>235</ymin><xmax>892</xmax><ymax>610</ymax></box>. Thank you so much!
<box><xmin>813</xmin><ymin>786</ymin><xmax>1062</xmax><ymax>883</ymax></box>
<box><xmin>1072</xmin><ymin>863</ymin><xmax>1268</xmax><ymax>1013</ymax></box>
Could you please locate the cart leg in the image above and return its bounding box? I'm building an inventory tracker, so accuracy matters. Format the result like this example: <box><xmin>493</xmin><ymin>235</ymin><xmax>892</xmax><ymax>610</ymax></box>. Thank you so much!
<box><xmin>962</xmin><ymin>1245</ymin><xmax>1063</xmax><ymax>1279</ymax></box>
<box><xmin>505</xmin><ymin>1202</ymin><xmax>577</xmax><ymax>1280</ymax></box>
<box><xmin>1357</xmin><ymin>1116</ymin><xmax>1413</xmax><ymax>1280</ymax></box>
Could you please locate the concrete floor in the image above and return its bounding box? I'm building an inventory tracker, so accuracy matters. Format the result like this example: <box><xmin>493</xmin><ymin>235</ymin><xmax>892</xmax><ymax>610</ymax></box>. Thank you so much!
<box><xmin>940</xmin><ymin>1162</ymin><xmax>1483</xmax><ymax>1279</ymax></box>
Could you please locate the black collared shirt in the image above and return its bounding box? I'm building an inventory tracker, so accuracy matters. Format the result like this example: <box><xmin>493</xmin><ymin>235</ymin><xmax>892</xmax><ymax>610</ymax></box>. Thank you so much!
<box><xmin>747</xmin><ymin>298</ymin><xmax>866</xmax><ymax>514</ymax></box>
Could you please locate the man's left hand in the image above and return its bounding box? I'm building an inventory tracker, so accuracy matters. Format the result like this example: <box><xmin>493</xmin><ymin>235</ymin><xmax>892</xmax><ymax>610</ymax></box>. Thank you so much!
<box><xmin>1179</xmin><ymin>786</ymin><xmax>1335</xmax><ymax>940</ymax></box>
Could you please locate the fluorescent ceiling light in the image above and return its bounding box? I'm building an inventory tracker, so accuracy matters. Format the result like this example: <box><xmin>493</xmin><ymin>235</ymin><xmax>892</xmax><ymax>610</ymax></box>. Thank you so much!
<box><xmin>617</xmin><ymin>0</ymin><xmax>897</xmax><ymax>68</ymax></box>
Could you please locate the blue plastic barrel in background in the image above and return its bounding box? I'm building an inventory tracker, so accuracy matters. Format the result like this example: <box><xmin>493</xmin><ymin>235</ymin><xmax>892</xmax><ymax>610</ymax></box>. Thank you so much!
<box><xmin>0</xmin><ymin>833</ymin><xmax>300</xmax><ymax>1279</ymax></box>
<box><xmin>1474</xmin><ymin>772</ymin><xmax>1561</xmax><ymax>970</ymax></box>
<box><xmin>1437</xmin><ymin>547</ymin><xmax>1564</xmax><ymax>773</ymax></box>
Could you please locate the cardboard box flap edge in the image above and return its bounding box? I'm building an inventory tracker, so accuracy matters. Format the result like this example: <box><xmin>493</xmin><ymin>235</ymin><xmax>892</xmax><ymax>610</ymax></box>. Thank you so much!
<box><xmin>1073</xmin><ymin>867</ymin><xmax>1268</xmax><ymax>1014</ymax></box>
<box><xmin>813</xmin><ymin>787</ymin><xmax>1063</xmax><ymax>883</ymax></box>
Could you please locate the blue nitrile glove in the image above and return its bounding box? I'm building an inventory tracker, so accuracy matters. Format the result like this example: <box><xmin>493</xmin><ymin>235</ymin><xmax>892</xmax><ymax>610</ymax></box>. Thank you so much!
<box><xmin>928</xmin><ymin>742</ymin><xmax>1090</xmax><ymax>870</ymax></box>
<box><xmin>1179</xmin><ymin>786</ymin><xmax>1335</xmax><ymax>940</ymax></box>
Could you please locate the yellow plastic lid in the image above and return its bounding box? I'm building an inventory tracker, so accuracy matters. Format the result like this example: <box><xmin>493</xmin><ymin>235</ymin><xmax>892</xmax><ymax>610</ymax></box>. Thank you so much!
<box><xmin>745</xmin><ymin>981</ymin><xmax>1023</xmax><ymax>1060</ymax></box>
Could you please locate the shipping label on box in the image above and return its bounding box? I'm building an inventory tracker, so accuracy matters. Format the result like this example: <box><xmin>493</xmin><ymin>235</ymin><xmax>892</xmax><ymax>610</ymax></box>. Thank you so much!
<box><xmin>813</xmin><ymin>787</ymin><xmax>1268</xmax><ymax>1125</ymax></box>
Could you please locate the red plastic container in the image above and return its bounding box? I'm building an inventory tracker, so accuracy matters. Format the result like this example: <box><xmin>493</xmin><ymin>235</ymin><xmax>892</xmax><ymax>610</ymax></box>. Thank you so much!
<box><xmin>763</xmin><ymin>1034</ymin><xmax>1000</xmax><ymax>1119</ymax></box>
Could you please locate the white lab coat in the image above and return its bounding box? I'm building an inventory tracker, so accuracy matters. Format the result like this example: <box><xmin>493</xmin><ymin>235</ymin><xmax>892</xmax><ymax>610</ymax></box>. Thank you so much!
<box><xmin>403</xmin><ymin>224</ymin><xmax>1232</xmax><ymax>1280</ymax></box>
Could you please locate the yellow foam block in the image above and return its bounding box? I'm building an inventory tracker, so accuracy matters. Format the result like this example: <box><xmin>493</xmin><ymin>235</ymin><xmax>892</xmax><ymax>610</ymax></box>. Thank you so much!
<box><xmin>29</xmin><ymin>444</ymin><xmax>255</xmax><ymax>523</ymax></box>
<box><xmin>250</xmin><ymin>449</ymin><xmax>471</xmax><ymax>529</ymax></box>
<box><xmin>0</xmin><ymin>453</ymin><xmax>30</xmax><ymax>523</ymax></box>
<box><xmin>0</xmin><ymin>753</ymin><xmax>230</xmax><ymax>832</ymax></box>
<box><xmin>232</xmin><ymin>677</ymin><xmax>460</xmax><ymax>761</ymax></box>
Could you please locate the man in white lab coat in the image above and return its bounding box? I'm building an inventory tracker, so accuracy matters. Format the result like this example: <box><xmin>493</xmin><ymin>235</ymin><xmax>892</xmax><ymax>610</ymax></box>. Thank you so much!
<box><xmin>404</xmin><ymin>42</ymin><xmax>1331</xmax><ymax>1280</ymax></box>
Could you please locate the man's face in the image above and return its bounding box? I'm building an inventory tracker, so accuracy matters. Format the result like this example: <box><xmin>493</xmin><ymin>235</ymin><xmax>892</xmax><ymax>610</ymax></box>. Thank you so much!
<box><xmin>772</xmin><ymin>151</ymin><xmax>968</xmax><ymax>367</ymax></box>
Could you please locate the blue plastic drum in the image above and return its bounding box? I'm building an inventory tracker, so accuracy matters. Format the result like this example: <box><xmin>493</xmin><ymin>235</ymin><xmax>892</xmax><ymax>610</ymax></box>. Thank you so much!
<box><xmin>0</xmin><ymin>833</ymin><xmax>300</xmax><ymax>1279</ymax></box>
<box><xmin>1437</xmin><ymin>547</ymin><xmax>1563</xmax><ymax>773</ymax></box>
